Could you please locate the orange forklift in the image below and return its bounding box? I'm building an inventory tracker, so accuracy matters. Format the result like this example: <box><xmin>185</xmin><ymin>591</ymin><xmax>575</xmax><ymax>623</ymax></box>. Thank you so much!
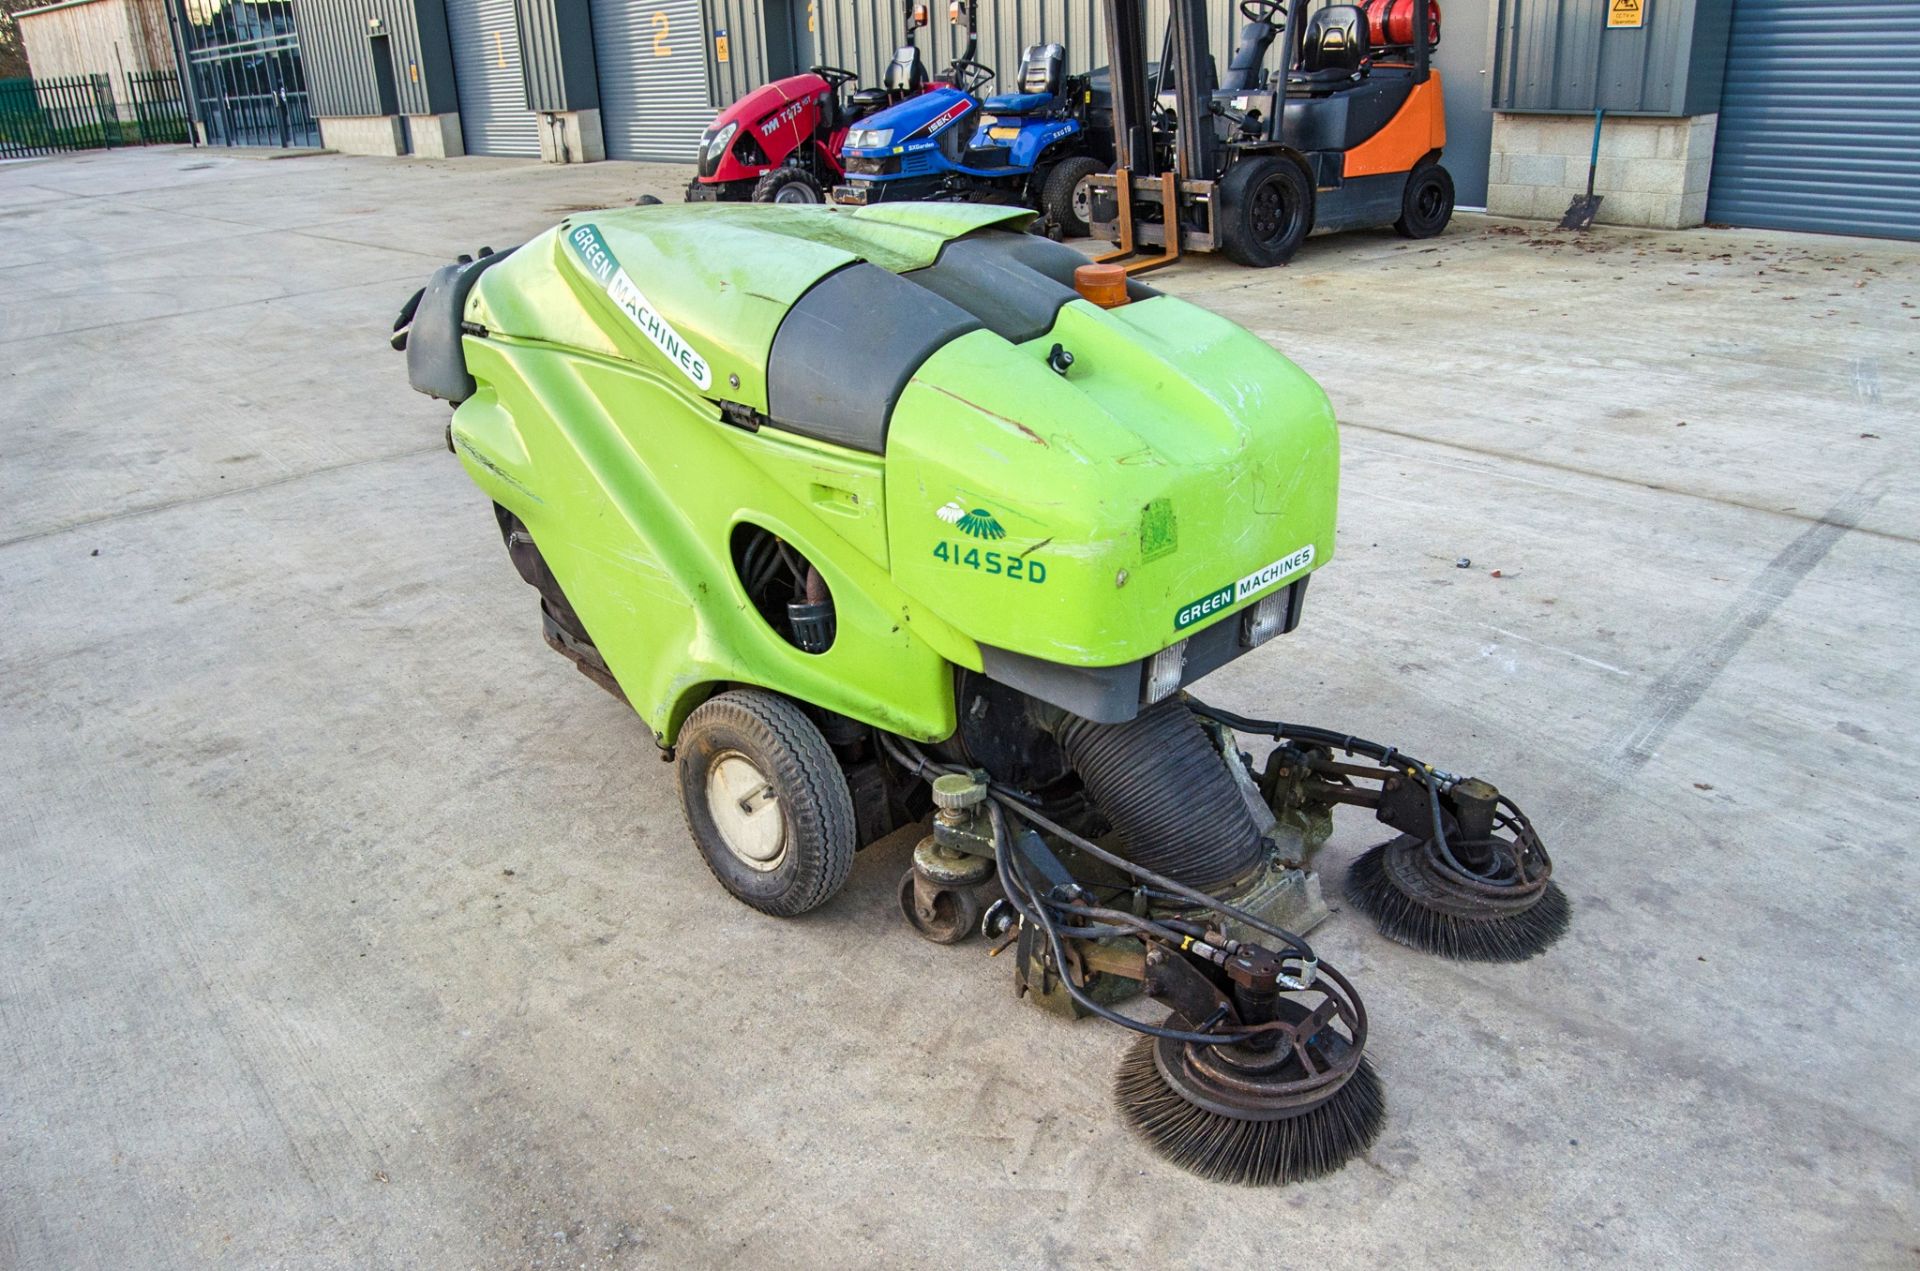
<box><xmin>1087</xmin><ymin>0</ymin><xmax>1451</xmax><ymax>268</ymax></box>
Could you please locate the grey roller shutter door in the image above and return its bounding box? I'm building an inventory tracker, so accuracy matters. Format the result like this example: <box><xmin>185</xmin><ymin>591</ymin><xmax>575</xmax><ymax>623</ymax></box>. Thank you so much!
<box><xmin>1707</xmin><ymin>0</ymin><xmax>1920</xmax><ymax>241</ymax></box>
<box><xmin>590</xmin><ymin>0</ymin><xmax>712</xmax><ymax>160</ymax></box>
<box><xmin>448</xmin><ymin>0</ymin><xmax>542</xmax><ymax>157</ymax></box>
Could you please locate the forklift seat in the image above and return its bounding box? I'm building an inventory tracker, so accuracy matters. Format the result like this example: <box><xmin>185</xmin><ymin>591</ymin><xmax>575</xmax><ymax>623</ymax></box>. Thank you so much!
<box><xmin>1219</xmin><ymin>21</ymin><xmax>1280</xmax><ymax>92</ymax></box>
<box><xmin>1291</xmin><ymin>5</ymin><xmax>1369</xmax><ymax>91</ymax></box>
<box><xmin>886</xmin><ymin>44</ymin><xmax>929</xmax><ymax>92</ymax></box>
<box><xmin>983</xmin><ymin>43</ymin><xmax>1066</xmax><ymax>114</ymax></box>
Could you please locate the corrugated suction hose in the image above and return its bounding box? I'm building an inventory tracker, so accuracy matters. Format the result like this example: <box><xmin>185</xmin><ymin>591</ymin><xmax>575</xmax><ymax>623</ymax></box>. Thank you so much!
<box><xmin>1055</xmin><ymin>698</ymin><xmax>1266</xmax><ymax>894</ymax></box>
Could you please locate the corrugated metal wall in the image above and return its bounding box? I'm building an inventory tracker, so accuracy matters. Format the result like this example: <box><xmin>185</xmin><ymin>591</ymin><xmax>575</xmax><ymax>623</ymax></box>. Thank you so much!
<box><xmin>447</xmin><ymin>0</ymin><xmax>543</xmax><ymax>153</ymax></box>
<box><xmin>293</xmin><ymin>0</ymin><xmax>455</xmax><ymax>116</ymax></box>
<box><xmin>519</xmin><ymin>0</ymin><xmax>599</xmax><ymax>109</ymax></box>
<box><xmin>704</xmin><ymin>0</ymin><xmax>771</xmax><ymax>104</ymax></box>
<box><xmin>1490</xmin><ymin>0</ymin><xmax>1705</xmax><ymax>115</ymax></box>
<box><xmin>703</xmin><ymin>0</ymin><xmax>1243</xmax><ymax>111</ymax></box>
<box><xmin>1706</xmin><ymin>0</ymin><xmax>1920</xmax><ymax>240</ymax></box>
<box><xmin>592</xmin><ymin>0</ymin><xmax>713</xmax><ymax>157</ymax></box>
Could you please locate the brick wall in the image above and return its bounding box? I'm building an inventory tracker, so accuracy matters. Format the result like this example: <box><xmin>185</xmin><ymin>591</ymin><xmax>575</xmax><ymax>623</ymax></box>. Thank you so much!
<box><xmin>1487</xmin><ymin>113</ymin><xmax>1717</xmax><ymax>230</ymax></box>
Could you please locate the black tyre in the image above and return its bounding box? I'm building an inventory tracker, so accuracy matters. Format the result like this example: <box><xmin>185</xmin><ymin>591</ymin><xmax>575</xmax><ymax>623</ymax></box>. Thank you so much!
<box><xmin>636</xmin><ymin>194</ymin><xmax>664</xmax><ymax>206</ymax></box>
<box><xmin>753</xmin><ymin>166</ymin><xmax>826</xmax><ymax>204</ymax></box>
<box><xmin>1394</xmin><ymin>163</ymin><xmax>1454</xmax><ymax>238</ymax></box>
<box><xmin>1041</xmin><ymin>155</ymin><xmax>1104</xmax><ymax>239</ymax></box>
<box><xmin>676</xmin><ymin>689</ymin><xmax>856</xmax><ymax>916</ymax></box>
<box><xmin>1217</xmin><ymin>155</ymin><xmax>1313</xmax><ymax>267</ymax></box>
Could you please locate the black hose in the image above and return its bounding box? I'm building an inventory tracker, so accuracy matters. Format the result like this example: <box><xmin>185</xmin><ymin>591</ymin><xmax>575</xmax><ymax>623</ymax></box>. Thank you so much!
<box><xmin>987</xmin><ymin>803</ymin><xmax>1261</xmax><ymax>1047</ymax></box>
<box><xmin>1054</xmin><ymin>697</ymin><xmax>1267</xmax><ymax>895</ymax></box>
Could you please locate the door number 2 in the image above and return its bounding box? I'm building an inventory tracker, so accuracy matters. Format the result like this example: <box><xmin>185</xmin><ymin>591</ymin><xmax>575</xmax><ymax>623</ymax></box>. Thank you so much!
<box><xmin>651</xmin><ymin>10</ymin><xmax>672</xmax><ymax>56</ymax></box>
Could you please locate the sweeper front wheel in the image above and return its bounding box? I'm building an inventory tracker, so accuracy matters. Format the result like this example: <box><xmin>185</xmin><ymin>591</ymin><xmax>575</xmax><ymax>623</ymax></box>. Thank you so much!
<box><xmin>676</xmin><ymin>689</ymin><xmax>856</xmax><ymax>917</ymax></box>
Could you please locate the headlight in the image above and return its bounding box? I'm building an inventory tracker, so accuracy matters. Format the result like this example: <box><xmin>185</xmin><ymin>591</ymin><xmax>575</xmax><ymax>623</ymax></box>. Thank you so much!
<box><xmin>1240</xmin><ymin>592</ymin><xmax>1286</xmax><ymax>648</ymax></box>
<box><xmin>847</xmin><ymin>127</ymin><xmax>892</xmax><ymax>150</ymax></box>
<box><xmin>1142</xmin><ymin>640</ymin><xmax>1188</xmax><ymax>705</ymax></box>
<box><xmin>703</xmin><ymin>120</ymin><xmax>738</xmax><ymax>159</ymax></box>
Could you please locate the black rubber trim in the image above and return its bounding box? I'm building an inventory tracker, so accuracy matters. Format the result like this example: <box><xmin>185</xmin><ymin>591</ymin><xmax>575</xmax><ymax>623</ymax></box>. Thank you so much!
<box><xmin>406</xmin><ymin>248</ymin><xmax>515</xmax><ymax>403</ymax></box>
<box><xmin>765</xmin><ymin>263</ymin><xmax>982</xmax><ymax>454</ymax></box>
<box><xmin>901</xmin><ymin>231</ymin><xmax>1162</xmax><ymax>345</ymax></box>
<box><xmin>977</xmin><ymin>577</ymin><xmax>1309</xmax><ymax>723</ymax></box>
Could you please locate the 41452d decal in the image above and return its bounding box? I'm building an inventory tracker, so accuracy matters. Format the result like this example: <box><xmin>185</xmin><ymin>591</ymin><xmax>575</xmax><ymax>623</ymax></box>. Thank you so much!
<box><xmin>933</xmin><ymin>541</ymin><xmax>1048</xmax><ymax>584</ymax></box>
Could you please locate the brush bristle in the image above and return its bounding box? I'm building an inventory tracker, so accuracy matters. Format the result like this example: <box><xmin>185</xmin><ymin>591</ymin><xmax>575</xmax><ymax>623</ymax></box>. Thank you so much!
<box><xmin>1114</xmin><ymin>1037</ymin><xmax>1385</xmax><ymax>1185</ymax></box>
<box><xmin>1345</xmin><ymin>841</ymin><xmax>1570</xmax><ymax>962</ymax></box>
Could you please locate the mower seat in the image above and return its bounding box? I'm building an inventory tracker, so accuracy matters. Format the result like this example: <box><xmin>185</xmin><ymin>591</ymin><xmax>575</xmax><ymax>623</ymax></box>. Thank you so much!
<box><xmin>982</xmin><ymin>92</ymin><xmax>1053</xmax><ymax>113</ymax></box>
<box><xmin>984</xmin><ymin>43</ymin><xmax>1065</xmax><ymax>113</ymax></box>
<box><xmin>845</xmin><ymin>87</ymin><xmax>892</xmax><ymax>123</ymax></box>
<box><xmin>885</xmin><ymin>45</ymin><xmax>928</xmax><ymax>92</ymax></box>
<box><xmin>1291</xmin><ymin>5</ymin><xmax>1369</xmax><ymax>92</ymax></box>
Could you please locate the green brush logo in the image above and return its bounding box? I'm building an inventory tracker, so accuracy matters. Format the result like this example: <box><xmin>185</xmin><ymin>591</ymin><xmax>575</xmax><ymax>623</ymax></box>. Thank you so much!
<box><xmin>937</xmin><ymin>500</ymin><xmax>1005</xmax><ymax>540</ymax></box>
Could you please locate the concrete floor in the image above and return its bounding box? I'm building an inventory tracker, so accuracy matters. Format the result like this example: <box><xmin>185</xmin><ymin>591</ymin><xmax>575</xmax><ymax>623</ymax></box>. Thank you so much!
<box><xmin>1</xmin><ymin>148</ymin><xmax>1914</xmax><ymax>1269</ymax></box>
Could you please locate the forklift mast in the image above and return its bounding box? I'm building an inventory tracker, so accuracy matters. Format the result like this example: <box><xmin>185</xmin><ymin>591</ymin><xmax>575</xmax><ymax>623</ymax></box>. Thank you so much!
<box><xmin>1103</xmin><ymin>0</ymin><xmax>1155</xmax><ymax>174</ymax></box>
<box><xmin>948</xmin><ymin>0</ymin><xmax>980</xmax><ymax>73</ymax></box>
<box><xmin>1166</xmin><ymin>0</ymin><xmax>1214</xmax><ymax>178</ymax></box>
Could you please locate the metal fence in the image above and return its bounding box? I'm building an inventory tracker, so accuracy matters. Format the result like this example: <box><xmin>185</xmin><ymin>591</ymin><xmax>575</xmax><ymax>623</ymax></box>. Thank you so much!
<box><xmin>127</xmin><ymin>70</ymin><xmax>192</xmax><ymax>144</ymax></box>
<box><xmin>0</xmin><ymin>72</ymin><xmax>190</xmax><ymax>158</ymax></box>
<box><xmin>0</xmin><ymin>75</ymin><xmax>116</xmax><ymax>158</ymax></box>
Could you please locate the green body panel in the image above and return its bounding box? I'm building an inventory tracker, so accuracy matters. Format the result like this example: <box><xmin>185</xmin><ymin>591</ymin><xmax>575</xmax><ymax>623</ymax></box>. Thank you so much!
<box><xmin>453</xmin><ymin>340</ymin><xmax>975</xmax><ymax>745</ymax></box>
<box><xmin>447</xmin><ymin>202</ymin><xmax>1338</xmax><ymax>744</ymax></box>
<box><xmin>466</xmin><ymin>202</ymin><xmax>1031</xmax><ymax>415</ymax></box>
<box><xmin>885</xmin><ymin>297</ymin><xmax>1338</xmax><ymax>665</ymax></box>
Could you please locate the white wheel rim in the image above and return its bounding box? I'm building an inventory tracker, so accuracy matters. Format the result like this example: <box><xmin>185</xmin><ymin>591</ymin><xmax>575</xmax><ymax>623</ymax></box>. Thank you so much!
<box><xmin>706</xmin><ymin>751</ymin><xmax>787</xmax><ymax>871</ymax></box>
<box><xmin>775</xmin><ymin>183</ymin><xmax>819</xmax><ymax>204</ymax></box>
<box><xmin>1071</xmin><ymin>175</ymin><xmax>1095</xmax><ymax>222</ymax></box>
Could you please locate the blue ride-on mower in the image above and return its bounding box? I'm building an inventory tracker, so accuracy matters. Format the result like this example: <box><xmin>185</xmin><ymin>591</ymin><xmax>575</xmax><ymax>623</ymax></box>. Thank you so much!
<box><xmin>830</xmin><ymin>0</ymin><xmax>1113</xmax><ymax>237</ymax></box>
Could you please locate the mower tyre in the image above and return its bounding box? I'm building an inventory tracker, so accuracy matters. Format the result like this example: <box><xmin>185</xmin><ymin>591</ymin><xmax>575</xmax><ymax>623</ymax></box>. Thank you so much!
<box><xmin>1218</xmin><ymin>156</ymin><xmax>1313</xmax><ymax>267</ymax></box>
<box><xmin>1043</xmin><ymin>156</ymin><xmax>1105</xmax><ymax>239</ymax></box>
<box><xmin>676</xmin><ymin>688</ymin><xmax>856</xmax><ymax>917</ymax></box>
<box><xmin>1394</xmin><ymin>162</ymin><xmax>1454</xmax><ymax>238</ymax></box>
<box><xmin>754</xmin><ymin>166</ymin><xmax>826</xmax><ymax>204</ymax></box>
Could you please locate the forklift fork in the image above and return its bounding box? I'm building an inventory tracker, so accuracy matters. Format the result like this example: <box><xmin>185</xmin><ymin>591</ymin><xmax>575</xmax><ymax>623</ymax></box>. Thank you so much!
<box><xmin>1095</xmin><ymin>170</ymin><xmax>1184</xmax><ymax>275</ymax></box>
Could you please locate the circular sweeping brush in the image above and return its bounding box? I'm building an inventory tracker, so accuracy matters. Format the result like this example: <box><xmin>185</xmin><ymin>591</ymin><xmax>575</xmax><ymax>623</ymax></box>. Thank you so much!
<box><xmin>1347</xmin><ymin>832</ymin><xmax>1570</xmax><ymax>962</ymax></box>
<box><xmin>1114</xmin><ymin>974</ymin><xmax>1384</xmax><ymax>1186</ymax></box>
<box><xmin>1116</xmin><ymin>1037</ymin><xmax>1385</xmax><ymax>1185</ymax></box>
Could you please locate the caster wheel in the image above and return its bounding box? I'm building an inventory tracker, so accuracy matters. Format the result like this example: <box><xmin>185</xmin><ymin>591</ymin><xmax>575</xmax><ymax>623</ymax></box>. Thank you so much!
<box><xmin>898</xmin><ymin>868</ymin><xmax>982</xmax><ymax>945</ymax></box>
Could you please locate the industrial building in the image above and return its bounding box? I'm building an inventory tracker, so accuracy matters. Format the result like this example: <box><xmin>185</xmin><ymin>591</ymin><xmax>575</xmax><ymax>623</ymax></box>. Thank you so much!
<box><xmin>143</xmin><ymin>0</ymin><xmax>1919</xmax><ymax>238</ymax></box>
<box><xmin>13</xmin><ymin>0</ymin><xmax>174</xmax><ymax>112</ymax></box>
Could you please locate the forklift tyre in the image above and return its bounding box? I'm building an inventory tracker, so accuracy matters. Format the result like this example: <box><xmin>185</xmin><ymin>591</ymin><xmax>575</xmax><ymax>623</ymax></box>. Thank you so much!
<box><xmin>754</xmin><ymin>166</ymin><xmax>827</xmax><ymax>204</ymax></box>
<box><xmin>676</xmin><ymin>688</ymin><xmax>857</xmax><ymax>917</ymax></box>
<box><xmin>1218</xmin><ymin>156</ymin><xmax>1313</xmax><ymax>267</ymax></box>
<box><xmin>1394</xmin><ymin>163</ymin><xmax>1455</xmax><ymax>238</ymax></box>
<box><xmin>1042</xmin><ymin>156</ymin><xmax>1105</xmax><ymax>239</ymax></box>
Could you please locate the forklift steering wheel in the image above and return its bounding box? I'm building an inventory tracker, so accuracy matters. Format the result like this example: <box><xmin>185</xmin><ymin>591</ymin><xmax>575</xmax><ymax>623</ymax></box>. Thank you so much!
<box><xmin>810</xmin><ymin>65</ymin><xmax>859</xmax><ymax>88</ymax></box>
<box><xmin>1238</xmin><ymin>0</ymin><xmax>1284</xmax><ymax>22</ymax></box>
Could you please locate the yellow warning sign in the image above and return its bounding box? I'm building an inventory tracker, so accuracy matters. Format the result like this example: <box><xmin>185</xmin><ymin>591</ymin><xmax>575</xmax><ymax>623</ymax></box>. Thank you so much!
<box><xmin>1607</xmin><ymin>0</ymin><xmax>1645</xmax><ymax>29</ymax></box>
<box><xmin>715</xmin><ymin>29</ymin><xmax>730</xmax><ymax>62</ymax></box>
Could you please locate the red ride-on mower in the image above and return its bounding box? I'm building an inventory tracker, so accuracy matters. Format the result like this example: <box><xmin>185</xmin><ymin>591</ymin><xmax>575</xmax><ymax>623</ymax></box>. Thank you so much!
<box><xmin>686</xmin><ymin>2</ymin><xmax>939</xmax><ymax>204</ymax></box>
